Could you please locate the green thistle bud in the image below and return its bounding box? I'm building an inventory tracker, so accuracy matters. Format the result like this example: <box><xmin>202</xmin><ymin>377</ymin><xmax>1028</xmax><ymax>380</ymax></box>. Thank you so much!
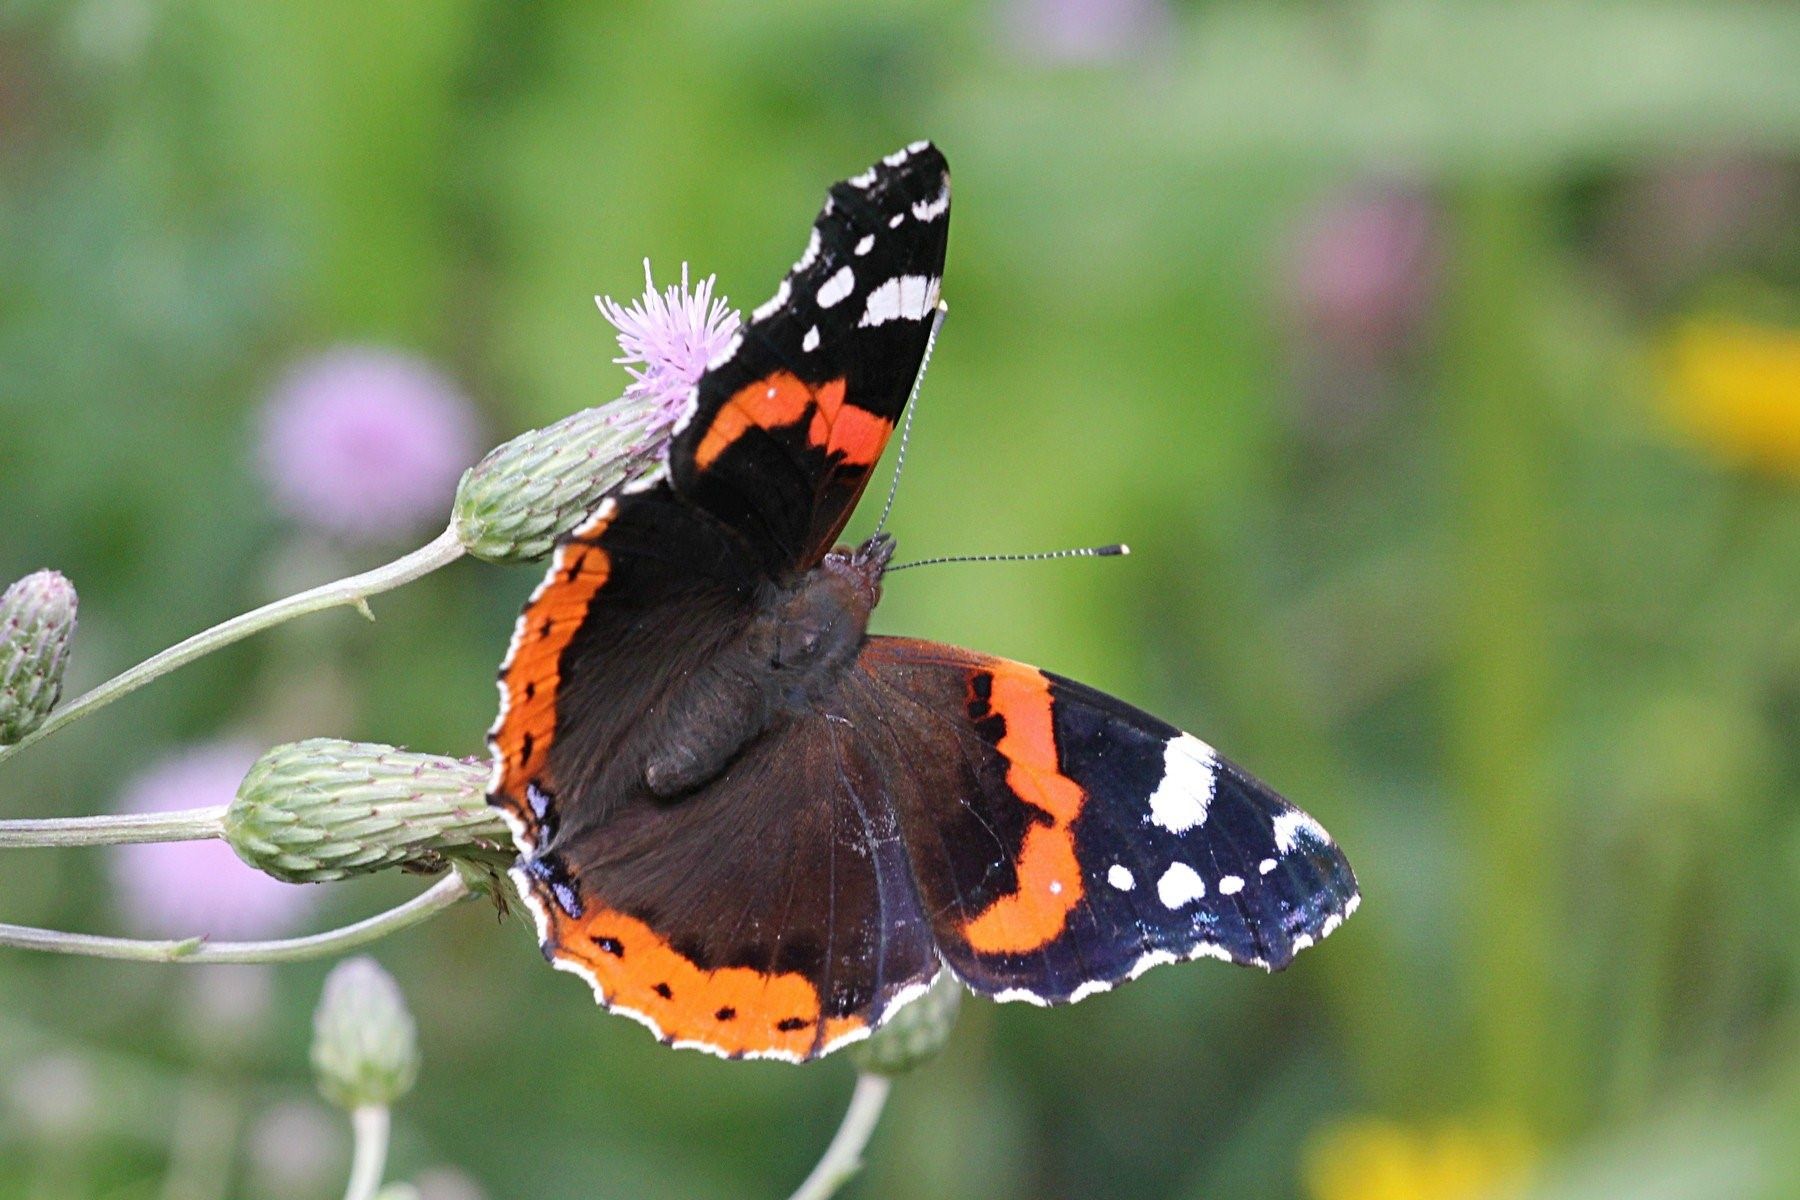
<box><xmin>311</xmin><ymin>957</ymin><xmax>418</xmax><ymax>1110</ymax></box>
<box><xmin>851</xmin><ymin>972</ymin><xmax>963</xmax><ymax>1076</ymax></box>
<box><xmin>451</xmin><ymin>398</ymin><xmax>667</xmax><ymax>564</ymax></box>
<box><xmin>0</xmin><ymin>570</ymin><xmax>77</xmax><ymax>744</ymax></box>
<box><xmin>225</xmin><ymin>739</ymin><xmax>512</xmax><ymax>884</ymax></box>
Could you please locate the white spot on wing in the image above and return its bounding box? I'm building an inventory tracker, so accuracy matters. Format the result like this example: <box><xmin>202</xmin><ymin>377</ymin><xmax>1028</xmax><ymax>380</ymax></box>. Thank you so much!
<box><xmin>1271</xmin><ymin>809</ymin><xmax>1331</xmax><ymax>854</ymax></box>
<box><xmin>848</xmin><ymin>168</ymin><xmax>877</xmax><ymax>189</ymax></box>
<box><xmin>854</xmin><ymin>234</ymin><xmax>875</xmax><ymax>255</ymax></box>
<box><xmin>1107</xmin><ymin>864</ymin><xmax>1135</xmax><ymax>891</ymax></box>
<box><xmin>796</xmin><ymin>228</ymin><xmax>822</xmax><ymax>271</ymax></box>
<box><xmin>888</xmin><ymin>212</ymin><xmax>905</xmax><ymax>228</ymax></box>
<box><xmin>802</xmin><ymin>325</ymin><xmax>820</xmax><ymax>352</ymax></box>
<box><xmin>1048</xmin><ymin>879</ymin><xmax>1063</xmax><ymax>895</ymax></box>
<box><xmin>816</xmin><ymin>266</ymin><xmax>855</xmax><ymax>309</ymax></box>
<box><xmin>751</xmin><ymin>277</ymin><xmax>791</xmax><ymax>323</ymax></box>
<box><xmin>1219</xmin><ymin>875</ymin><xmax>1244</xmax><ymax>896</ymax></box>
<box><xmin>858</xmin><ymin>275</ymin><xmax>938</xmax><ymax>328</ymax></box>
<box><xmin>1147</xmin><ymin>733</ymin><xmax>1216</xmax><ymax>833</ymax></box>
<box><xmin>1156</xmin><ymin>862</ymin><xmax>1206</xmax><ymax>908</ymax></box>
<box><xmin>1259</xmin><ymin>858</ymin><xmax>1277</xmax><ymax>875</ymax></box>
<box><xmin>911</xmin><ymin>185</ymin><xmax>950</xmax><ymax>222</ymax></box>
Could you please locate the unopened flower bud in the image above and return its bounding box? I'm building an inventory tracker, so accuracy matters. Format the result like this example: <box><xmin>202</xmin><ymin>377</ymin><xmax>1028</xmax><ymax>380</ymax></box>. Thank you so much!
<box><xmin>225</xmin><ymin>740</ymin><xmax>511</xmax><ymax>884</ymax></box>
<box><xmin>452</xmin><ymin>263</ymin><xmax>739</xmax><ymax>563</ymax></box>
<box><xmin>0</xmin><ymin>569</ymin><xmax>77</xmax><ymax>744</ymax></box>
<box><xmin>851</xmin><ymin>972</ymin><xmax>963</xmax><ymax>1075</ymax></box>
<box><xmin>311</xmin><ymin>957</ymin><xmax>418</xmax><ymax>1110</ymax></box>
<box><xmin>451</xmin><ymin>400</ymin><xmax>668</xmax><ymax>563</ymax></box>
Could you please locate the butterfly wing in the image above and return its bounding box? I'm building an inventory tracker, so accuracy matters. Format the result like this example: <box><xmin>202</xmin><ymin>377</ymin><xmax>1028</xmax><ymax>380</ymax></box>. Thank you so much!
<box><xmin>504</xmin><ymin>637</ymin><xmax>942</xmax><ymax>1060</ymax></box>
<box><xmin>670</xmin><ymin>141</ymin><xmax>950</xmax><ymax>572</ymax></box>
<box><xmin>857</xmin><ymin>637</ymin><xmax>1359</xmax><ymax>1002</ymax></box>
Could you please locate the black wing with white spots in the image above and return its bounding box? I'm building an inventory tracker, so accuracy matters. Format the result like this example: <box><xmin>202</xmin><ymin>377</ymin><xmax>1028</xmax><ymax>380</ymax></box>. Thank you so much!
<box><xmin>669</xmin><ymin>141</ymin><xmax>951</xmax><ymax>574</ymax></box>
<box><xmin>859</xmin><ymin>638</ymin><xmax>1359</xmax><ymax>1005</ymax></box>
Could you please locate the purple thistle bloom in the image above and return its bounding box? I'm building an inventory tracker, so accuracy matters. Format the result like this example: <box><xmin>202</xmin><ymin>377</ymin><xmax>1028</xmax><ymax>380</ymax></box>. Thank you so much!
<box><xmin>1001</xmin><ymin>0</ymin><xmax>1173</xmax><ymax>63</ymax></box>
<box><xmin>111</xmin><ymin>741</ymin><xmax>318</xmax><ymax>940</ymax></box>
<box><xmin>259</xmin><ymin>347</ymin><xmax>483</xmax><ymax>543</ymax></box>
<box><xmin>596</xmin><ymin>261</ymin><xmax>741</xmax><ymax>428</ymax></box>
<box><xmin>1282</xmin><ymin>182</ymin><xmax>1442</xmax><ymax>364</ymax></box>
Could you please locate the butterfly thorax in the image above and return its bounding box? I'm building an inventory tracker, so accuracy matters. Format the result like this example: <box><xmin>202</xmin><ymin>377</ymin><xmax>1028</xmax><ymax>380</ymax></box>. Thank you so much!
<box><xmin>639</xmin><ymin>534</ymin><xmax>892</xmax><ymax>800</ymax></box>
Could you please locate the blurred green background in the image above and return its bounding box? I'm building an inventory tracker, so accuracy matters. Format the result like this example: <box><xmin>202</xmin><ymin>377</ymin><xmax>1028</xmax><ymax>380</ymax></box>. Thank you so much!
<box><xmin>4</xmin><ymin>1</ymin><xmax>1800</xmax><ymax>1198</ymax></box>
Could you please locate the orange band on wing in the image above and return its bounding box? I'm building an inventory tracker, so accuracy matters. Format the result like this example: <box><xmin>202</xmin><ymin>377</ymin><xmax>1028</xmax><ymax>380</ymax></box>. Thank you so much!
<box><xmin>695</xmin><ymin>371</ymin><xmax>814</xmax><ymax>468</ymax></box>
<box><xmin>547</xmin><ymin>905</ymin><xmax>865</xmax><ymax>1059</ymax></box>
<box><xmin>809</xmin><ymin>377</ymin><xmax>893</xmax><ymax>468</ymax></box>
<box><xmin>694</xmin><ymin>371</ymin><xmax>891</xmax><ymax>470</ymax></box>
<box><xmin>491</xmin><ymin>509</ymin><xmax>615</xmax><ymax>833</ymax></box>
<box><xmin>960</xmin><ymin>663</ymin><xmax>1088</xmax><ymax>954</ymax></box>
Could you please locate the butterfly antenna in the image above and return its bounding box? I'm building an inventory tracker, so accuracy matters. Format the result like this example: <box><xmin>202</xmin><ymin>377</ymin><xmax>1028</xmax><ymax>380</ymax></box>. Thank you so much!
<box><xmin>888</xmin><ymin>543</ymin><xmax>1130</xmax><ymax>572</ymax></box>
<box><xmin>872</xmin><ymin>302</ymin><xmax>948</xmax><ymax>539</ymax></box>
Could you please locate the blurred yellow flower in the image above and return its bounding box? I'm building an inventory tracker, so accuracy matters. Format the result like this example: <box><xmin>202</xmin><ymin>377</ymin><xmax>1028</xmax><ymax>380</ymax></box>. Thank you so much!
<box><xmin>1303</xmin><ymin>1116</ymin><xmax>1534</xmax><ymax>1200</ymax></box>
<box><xmin>1665</xmin><ymin>317</ymin><xmax>1800</xmax><ymax>476</ymax></box>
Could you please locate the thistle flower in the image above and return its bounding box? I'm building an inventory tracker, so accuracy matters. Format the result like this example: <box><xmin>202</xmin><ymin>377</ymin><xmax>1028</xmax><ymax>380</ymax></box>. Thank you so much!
<box><xmin>453</xmin><ymin>262</ymin><xmax>739</xmax><ymax>563</ymax></box>
<box><xmin>1282</xmin><ymin>183</ymin><xmax>1442</xmax><ymax>365</ymax></box>
<box><xmin>1002</xmin><ymin>0</ymin><xmax>1173</xmax><ymax>63</ymax></box>
<box><xmin>247</xmin><ymin>1100</ymin><xmax>347</xmax><ymax>1200</ymax></box>
<box><xmin>0</xmin><ymin>569</ymin><xmax>77</xmax><ymax>744</ymax></box>
<box><xmin>261</xmin><ymin>347</ymin><xmax>482</xmax><ymax>543</ymax></box>
<box><xmin>851</xmin><ymin>972</ymin><xmax>964</xmax><ymax>1076</ymax></box>
<box><xmin>225</xmin><ymin>738</ymin><xmax>509</xmax><ymax>884</ymax></box>
<box><xmin>311</xmin><ymin>957</ymin><xmax>419</xmax><ymax>1111</ymax></box>
<box><xmin>111</xmin><ymin>741</ymin><xmax>319</xmax><ymax>940</ymax></box>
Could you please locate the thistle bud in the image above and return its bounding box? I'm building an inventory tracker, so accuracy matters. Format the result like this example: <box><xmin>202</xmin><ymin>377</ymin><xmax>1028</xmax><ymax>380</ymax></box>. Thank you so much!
<box><xmin>311</xmin><ymin>957</ymin><xmax>418</xmax><ymax>1110</ymax></box>
<box><xmin>851</xmin><ymin>972</ymin><xmax>963</xmax><ymax>1076</ymax></box>
<box><xmin>0</xmin><ymin>570</ymin><xmax>77</xmax><ymax>744</ymax></box>
<box><xmin>225</xmin><ymin>739</ymin><xmax>512</xmax><ymax>884</ymax></box>
<box><xmin>452</xmin><ymin>262</ymin><xmax>739</xmax><ymax>563</ymax></box>
<box><xmin>451</xmin><ymin>400</ymin><xmax>668</xmax><ymax>563</ymax></box>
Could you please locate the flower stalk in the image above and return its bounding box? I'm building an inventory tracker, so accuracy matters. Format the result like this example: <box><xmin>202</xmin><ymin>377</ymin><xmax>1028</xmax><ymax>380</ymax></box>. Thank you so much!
<box><xmin>0</xmin><ymin>529</ymin><xmax>464</xmax><ymax>768</ymax></box>
<box><xmin>786</xmin><ymin>1073</ymin><xmax>894</xmax><ymax>1200</ymax></box>
<box><xmin>0</xmin><ymin>872</ymin><xmax>471</xmax><ymax>964</ymax></box>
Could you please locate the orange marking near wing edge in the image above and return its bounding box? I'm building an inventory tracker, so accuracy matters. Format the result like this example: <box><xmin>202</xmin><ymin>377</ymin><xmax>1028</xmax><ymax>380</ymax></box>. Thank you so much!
<box><xmin>548</xmin><ymin>906</ymin><xmax>865</xmax><ymax>1058</ymax></box>
<box><xmin>491</xmin><ymin>514</ymin><xmax>615</xmax><ymax>829</ymax></box>
<box><xmin>960</xmin><ymin>663</ymin><xmax>1088</xmax><ymax>955</ymax></box>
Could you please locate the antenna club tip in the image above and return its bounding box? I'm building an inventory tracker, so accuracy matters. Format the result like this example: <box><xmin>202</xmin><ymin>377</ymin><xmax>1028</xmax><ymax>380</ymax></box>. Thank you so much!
<box><xmin>1101</xmin><ymin>543</ymin><xmax>1129</xmax><ymax>557</ymax></box>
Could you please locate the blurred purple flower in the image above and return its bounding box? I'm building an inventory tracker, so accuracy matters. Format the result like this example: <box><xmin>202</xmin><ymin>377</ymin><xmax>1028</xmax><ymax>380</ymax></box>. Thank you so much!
<box><xmin>246</xmin><ymin>1100</ymin><xmax>346</xmax><ymax>1200</ymax></box>
<box><xmin>597</xmin><ymin>261</ymin><xmax>740</xmax><ymax>425</ymax></box>
<box><xmin>260</xmin><ymin>347</ymin><xmax>482</xmax><ymax>542</ymax></box>
<box><xmin>111</xmin><ymin>741</ymin><xmax>318</xmax><ymax>940</ymax></box>
<box><xmin>1001</xmin><ymin>0</ymin><xmax>1172</xmax><ymax>63</ymax></box>
<box><xmin>1282</xmin><ymin>182</ymin><xmax>1443</xmax><ymax>366</ymax></box>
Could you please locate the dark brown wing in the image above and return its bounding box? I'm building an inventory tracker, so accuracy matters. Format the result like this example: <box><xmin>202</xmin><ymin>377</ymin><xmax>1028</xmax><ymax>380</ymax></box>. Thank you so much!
<box><xmin>506</xmin><ymin>660</ymin><xmax>941</xmax><ymax>1062</ymax></box>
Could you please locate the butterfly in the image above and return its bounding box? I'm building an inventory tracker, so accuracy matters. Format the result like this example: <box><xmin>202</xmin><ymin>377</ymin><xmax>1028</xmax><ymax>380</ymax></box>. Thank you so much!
<box><xmin>488</xmin><ymin>142</ymin><xmax>1358</xmax><ymax>1062</ymax></box>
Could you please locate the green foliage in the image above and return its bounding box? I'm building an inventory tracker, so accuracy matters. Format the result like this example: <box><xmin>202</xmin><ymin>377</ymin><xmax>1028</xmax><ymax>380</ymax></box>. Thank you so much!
<box><xmin>2</xmin><ymin>2</ymin><xmax>1799</xmax><ymax>1198</ymax></box>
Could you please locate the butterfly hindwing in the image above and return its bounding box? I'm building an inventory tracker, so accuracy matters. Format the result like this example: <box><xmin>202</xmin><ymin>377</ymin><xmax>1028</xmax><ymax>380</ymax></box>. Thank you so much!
<box><xmin>858</xmin><ymin>638</ymin><xmax>1359</xmax><ymax>1003</ymax></box>
<box><xmin>671</xmin><ymin>141</ymin><xmax>950</xmax><ymax>572</ymax></box>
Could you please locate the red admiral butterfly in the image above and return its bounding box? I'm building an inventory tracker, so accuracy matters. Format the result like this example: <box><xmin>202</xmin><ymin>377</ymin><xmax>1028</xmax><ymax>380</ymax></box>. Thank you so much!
<box><xmin>489</xmin><ymin>142</ymin><xmax>1358</xmax><ymax>1061</ymax></box>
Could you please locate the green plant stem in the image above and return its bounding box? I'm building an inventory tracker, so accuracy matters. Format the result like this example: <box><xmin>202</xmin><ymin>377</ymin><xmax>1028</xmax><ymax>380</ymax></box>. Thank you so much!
<box><xmin>787</xmin><ymin>1073</ymin><xmax>892</xmax><ymax>1200</ymax></box>
<box><xmin>0</xmin><ymin>527</ymin><xmax>465</xmax><ymax>768</ymax></box>
<box><xmin>1441</xmin><ymin>184</ymin><xmax>1560</xmax><ymax>1125</ymax></box>
<box><xmin>0</xmin><ymin>806</ymin><xmax>225</xmax><ymax>848</ymax></box>
<box><xmin>0</xmin><ymin>872</ymin><xmax>469</xmax><ymax>963</ymax></box>
<box><xmin>342</xmin><ymin>1105</ymin><xmax>390</xmax><ymax>1200</ymax></box>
